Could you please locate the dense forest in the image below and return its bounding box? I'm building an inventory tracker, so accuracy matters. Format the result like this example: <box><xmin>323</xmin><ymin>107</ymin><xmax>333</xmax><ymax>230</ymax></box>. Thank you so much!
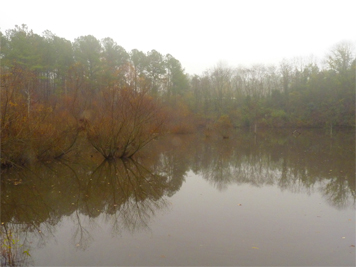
<box><xmin>1</xmin><ymin>25</ymin><xmax>355</xmax><ymax>166</ymax></box>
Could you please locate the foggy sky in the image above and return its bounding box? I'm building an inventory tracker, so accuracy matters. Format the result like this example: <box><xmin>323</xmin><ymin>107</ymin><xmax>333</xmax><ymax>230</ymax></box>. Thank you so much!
<box><xmin>1</xmin><ymin>0</ymin><xmax>355</xmax><ymax>75</ymax></box>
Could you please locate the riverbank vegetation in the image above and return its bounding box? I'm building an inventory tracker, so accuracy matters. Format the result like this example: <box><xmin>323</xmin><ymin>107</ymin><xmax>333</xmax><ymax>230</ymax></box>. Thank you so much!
<box><xmin>1</xmin><ymin>25</ymin><xmax>355</xmax><ymax>166</ymax></box>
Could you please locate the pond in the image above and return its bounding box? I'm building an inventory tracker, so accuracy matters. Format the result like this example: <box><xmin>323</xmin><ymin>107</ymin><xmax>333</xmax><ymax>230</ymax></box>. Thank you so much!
<box><xmin>1</xmin><ymin>129</ymin><xmax>355</xmax><ymax>266</ymax></box>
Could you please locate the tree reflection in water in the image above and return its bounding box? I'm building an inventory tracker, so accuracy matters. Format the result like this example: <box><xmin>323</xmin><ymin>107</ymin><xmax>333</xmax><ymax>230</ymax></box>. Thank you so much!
<box><xmin>145</xmin><ymin>129</ymin><xmax>355</xmax><ymax>208</ymax></box>
<box><xmin>0</xmin><ymin>129</ymin><xmax>354</xmax><ymax>265</ymax></box>
<box><xmin>1</xmin><ymin>157</ymin><xmax>177</xmax><ymax>261</ymax></box>
<box><xmin>192</xmin><ymin>129</ymin><xmax>355</xmax><ymax>209</ymax></box>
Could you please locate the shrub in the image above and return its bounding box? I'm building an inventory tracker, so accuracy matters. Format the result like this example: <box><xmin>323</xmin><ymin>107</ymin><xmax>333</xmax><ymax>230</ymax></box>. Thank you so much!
<box><xmin>86</xmin><ymin>86</ymin><xmax>165</xmax><ymax>159</ymax></box>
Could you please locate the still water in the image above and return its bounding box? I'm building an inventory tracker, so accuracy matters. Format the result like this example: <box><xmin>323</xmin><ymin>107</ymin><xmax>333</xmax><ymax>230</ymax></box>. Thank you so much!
<box><xmin>1</xmin><ymin>129</ymin><xmax>355</xmax><ymax>266</ymax></box>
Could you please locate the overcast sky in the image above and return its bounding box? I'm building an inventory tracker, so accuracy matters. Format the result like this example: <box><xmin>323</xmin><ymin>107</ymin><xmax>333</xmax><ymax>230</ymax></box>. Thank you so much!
<box><xmin>1</xmin><ymin>0</ymin><xmax>355</xmax><ymax>75</ymax></box>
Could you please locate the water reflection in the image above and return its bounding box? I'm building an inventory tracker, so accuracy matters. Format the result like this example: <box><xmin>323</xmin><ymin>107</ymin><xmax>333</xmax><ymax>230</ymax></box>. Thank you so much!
<box><xmin>1</xmin><ymin>157</ymin><xmax>178</xmax><ymax>264</ymax></box>
<box><xmin>144</xmin><ymin>129</ymin><xmax>355</xmax><ymax>209</ymax></box>
<box><xmin>1</xmin><ymin>129</ymin><xmax>355</xmax><ymax>265</ymax></box>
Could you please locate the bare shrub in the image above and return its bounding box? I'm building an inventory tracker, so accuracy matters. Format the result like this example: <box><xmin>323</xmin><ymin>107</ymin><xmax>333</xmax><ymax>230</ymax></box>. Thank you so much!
<box><xmin>86</xmin><ymin>86</ymin><xmax>165</xmax><ymax>159</ymax></box>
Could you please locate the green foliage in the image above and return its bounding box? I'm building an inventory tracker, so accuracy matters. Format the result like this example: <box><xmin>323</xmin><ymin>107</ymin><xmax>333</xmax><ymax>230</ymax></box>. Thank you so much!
<box><xmin>1</xmin><ymin>228</ymin><xmax>31</xmax><ymax>266</ymax></box>
<box><xmin>271</xmin><ymin>109</ymin><xmax>287</xmax><ymax>118</ymax></box>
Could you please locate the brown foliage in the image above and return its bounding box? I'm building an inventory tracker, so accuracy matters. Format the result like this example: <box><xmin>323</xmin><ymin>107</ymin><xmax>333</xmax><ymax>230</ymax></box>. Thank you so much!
<box><xmin>1</xmin><ymin>67</ymin><xmax>79</xmax><ymax>166</ymax></box>
<box><xmin>214</xmin><ymin>115</ymin><xmax>233</xmax><ymax>139</ymax></box>
<box><xmin>164</xmin><ymin>98</ymin><xmax>196</xmax><ymax>134</ymax></box>
<box><xmin>0</xmin><ymin>63</ymin><xmax>166</xmax><ymax>166</ymax></box>
<box><xmin>86</xmin><ymin>86</ymin><xmax>166</xmax><ymax>159</ymax></box>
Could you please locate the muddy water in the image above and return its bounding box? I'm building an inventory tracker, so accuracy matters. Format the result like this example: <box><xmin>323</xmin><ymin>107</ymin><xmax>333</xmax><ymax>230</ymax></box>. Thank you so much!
<box><xmin>1</xmin><ymin>129</ymin><xmax>355</xmax><ymax>266</ymax></box>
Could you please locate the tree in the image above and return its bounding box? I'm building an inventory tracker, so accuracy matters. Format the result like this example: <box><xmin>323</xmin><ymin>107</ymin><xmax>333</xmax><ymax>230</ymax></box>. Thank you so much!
<box><xmin>101</xmin><ymin>37</ymin><xmax>129</xmax><ymax>69</ymax></box>
<box><xmin>130</xmin><ymin>49</ymin><xmax>147</xmax><ymax>92</ymax></box>
<box><xmin>327</xmin><ymin>41</ymin><xmax>355</xmax><ymax>75</ymax></box>
<box><xmin>190</xmin><ymin>74</ymin><xmax>203</xmax><ymax>113</ymax></box>
<box><xmin>146</xmin><ymin>49</ymin><xmax>166</xmax><ymax>96</ymax></box>
<box><xmin>2</xmin><ymin>25</ymin><xmax>40</xmax><ymax>68</ymax></box>
<box><xmin>204</xmin><ymin>63</ymin><xmax>234</xmax><ymax>115</ymax></box>
<box><xmin>73</xmin><ymin>35</ymin><xmax>102</xmax><ymax>90</ymax></box>
<box><xmin>49</xmin><ymin>32</ymin><xmax>74</xmax><ymax>95</ymax></box>
<box><xmin>164</xmin><ymin>54</ymin><xmax>188</xmax><ymax>102</ymax></box>
<box><xmin>326</xmin><ymin>41</ymin><xmax>355</xmax><ymax>93</ymax></box>
<box><xmin>279</xmin><ymin>59</ymin><xmax>292</xmax><ymax>108</ymax></box>
<box><xmin>101</xmin><ymin>37</ymin><xmax>129</xmax><ymax>87</ymax></box>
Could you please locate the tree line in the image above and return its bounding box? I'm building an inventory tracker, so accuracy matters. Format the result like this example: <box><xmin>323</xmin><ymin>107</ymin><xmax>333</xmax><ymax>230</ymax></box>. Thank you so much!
<box><xmin>189</xmin><ymin>45</ymin><xmax>355</xmax><ymax>131</ymax></box>
<box><xmin>0</xmin><ymin>24</ymin><xmax>189</xmax><ymax>100</ymax></box>
<box><xmin>1</xmin><ymin>24</ymin><xmax>355</xmax><ymax>166</ymax></box>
